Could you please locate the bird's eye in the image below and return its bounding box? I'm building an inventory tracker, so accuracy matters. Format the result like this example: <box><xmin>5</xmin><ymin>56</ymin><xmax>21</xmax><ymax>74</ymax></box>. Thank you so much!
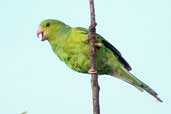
<box><xmin>46</xmin><ymin>23</ymin><xmax>50</xmax><ymax>27</ymax></box>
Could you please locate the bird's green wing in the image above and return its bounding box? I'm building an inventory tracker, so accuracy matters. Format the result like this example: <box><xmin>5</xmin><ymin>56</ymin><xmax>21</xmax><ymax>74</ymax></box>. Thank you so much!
<box><xmin>101</xmin><ymin>39</ymin><xmax>132</xmax><ymax>71</ymax></box>
<box><xmin>75</xmin><ymin>27</ymin><xmax>132</xmax><ymax>71</ymax></box>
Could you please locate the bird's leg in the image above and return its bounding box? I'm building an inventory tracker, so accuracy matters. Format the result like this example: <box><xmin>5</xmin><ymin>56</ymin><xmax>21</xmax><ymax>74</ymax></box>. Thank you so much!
<box><xmin>88</xmin><ymin>68</ymin><xmax>98</xmax><ymax>74</ymax></box>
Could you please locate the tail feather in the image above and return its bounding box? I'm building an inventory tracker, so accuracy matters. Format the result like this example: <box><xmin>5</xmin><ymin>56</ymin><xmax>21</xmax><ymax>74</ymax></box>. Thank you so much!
<box><xmin>140</xmin><ymin>83</ymin><xmax>163</xmax><ymax>102</ymax></box>
<box><xmin>128</xmin><ymin>73</ymin><xmax>163</xmax><ymax>102</ymax></box>
<box><xmin>112</xmin><ymin>68</ymin><xmax>163</xmax><ymax>102</ymax></box>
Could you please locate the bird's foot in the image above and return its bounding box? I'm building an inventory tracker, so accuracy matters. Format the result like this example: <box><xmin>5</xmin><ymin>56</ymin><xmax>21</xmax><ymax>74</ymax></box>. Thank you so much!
<box><xmin>95</xmin><ymin>43</ymin><xmax>102</xmax><ymax>49</ymax></box>
<box><xmin>88</xmin><ymin>68</ymin><xmax>98</xmax><ymax>74</ymax></box>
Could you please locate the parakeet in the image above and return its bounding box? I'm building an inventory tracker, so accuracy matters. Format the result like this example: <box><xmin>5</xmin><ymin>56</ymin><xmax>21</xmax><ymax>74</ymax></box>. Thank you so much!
<box><xmin>36</xmin><ymin>19</ymin><xmax>162</xmax><ymax>102</ymax></box>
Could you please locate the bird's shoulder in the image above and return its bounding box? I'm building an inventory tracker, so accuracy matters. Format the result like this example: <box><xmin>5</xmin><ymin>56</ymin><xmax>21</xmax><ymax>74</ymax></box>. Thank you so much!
<box><xmin>72</xmin><ymin>27</ymin><xmax>89</xmax><ymax>34</ymax></box>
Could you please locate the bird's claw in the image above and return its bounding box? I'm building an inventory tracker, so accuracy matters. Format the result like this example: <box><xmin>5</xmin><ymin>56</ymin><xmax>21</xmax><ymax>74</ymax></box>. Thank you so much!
<box><xmin>95</xmin><ymin>43</ymin><xmax>102</xmax><ymax>49</ymax></box>
<box><xmin>88</xmin><ymin>68</ymin><xmax>98</xmax><ymax>74</ymax></box>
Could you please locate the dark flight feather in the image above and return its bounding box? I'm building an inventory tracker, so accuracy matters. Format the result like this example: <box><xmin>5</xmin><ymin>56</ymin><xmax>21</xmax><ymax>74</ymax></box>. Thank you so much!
<box><xmin>102</xmin><ymin>39</ymin><xmax>132</xmax><ymax>71</ymax></box>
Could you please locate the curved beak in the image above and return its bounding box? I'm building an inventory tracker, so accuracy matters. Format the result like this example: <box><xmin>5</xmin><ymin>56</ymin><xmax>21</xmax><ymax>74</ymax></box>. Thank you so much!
<box><xmin>36</xmin><ymin>27</ymin><xmax>47</xmax><ymax>41</ymax></box>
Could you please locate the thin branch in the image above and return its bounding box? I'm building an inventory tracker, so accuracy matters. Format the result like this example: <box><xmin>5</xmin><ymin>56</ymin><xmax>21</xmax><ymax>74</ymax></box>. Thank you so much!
<box><xmin>88</xmin><ymin>0</ymin><xmax>100</xmax><ymax>114</ymax></box>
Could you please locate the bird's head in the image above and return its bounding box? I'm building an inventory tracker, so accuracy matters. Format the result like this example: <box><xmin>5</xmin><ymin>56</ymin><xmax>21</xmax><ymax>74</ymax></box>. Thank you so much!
<box><xmin>36</xmin><ymin>19</ymin><xmax>66</xmax><ymax>41</ymax></box>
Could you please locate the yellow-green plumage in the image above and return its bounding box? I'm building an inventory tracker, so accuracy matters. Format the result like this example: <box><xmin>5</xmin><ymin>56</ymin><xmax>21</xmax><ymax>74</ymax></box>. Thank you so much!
<box><xmin>37</xmin><ymin>19</ymin><xmax>162</xmax><ymax>102</ymax></box>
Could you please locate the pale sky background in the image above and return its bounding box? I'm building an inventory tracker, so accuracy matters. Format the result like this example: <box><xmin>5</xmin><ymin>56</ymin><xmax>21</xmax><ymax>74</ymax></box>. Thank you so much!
<box><xmin>0</xmin><ymin>0</ymin><xmax>170</xmax><ymax>114</ymax></box>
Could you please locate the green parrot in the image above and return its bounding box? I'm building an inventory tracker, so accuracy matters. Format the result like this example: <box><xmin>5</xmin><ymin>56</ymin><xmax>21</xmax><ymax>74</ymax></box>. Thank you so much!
<box><xmin>36</xmin><ymin>19</ymin><xmax>162</xmax><ymax>102</ymax></box>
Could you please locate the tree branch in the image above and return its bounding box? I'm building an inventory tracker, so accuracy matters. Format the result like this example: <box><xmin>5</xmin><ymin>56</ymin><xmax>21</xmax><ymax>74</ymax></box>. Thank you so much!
<box><xmin>88</xmin><ymin>0</ymin><xmax>100</xmax><ymax>114</ymax></box>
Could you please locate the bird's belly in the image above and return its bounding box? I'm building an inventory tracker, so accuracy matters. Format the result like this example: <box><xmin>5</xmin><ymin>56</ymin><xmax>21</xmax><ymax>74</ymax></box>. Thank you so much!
<box><xmin>65</xmin><ymin>52</ymin><xmax>90</xmax><ymax>73</ymax></box>
<box><xmin>57</xmin><ymin>41</ymin><xmax>114</xmax><ymax>75</ymax></box>
<box><xmin>63</xmin><ymin>49</ymin><xmax>113</xmax><ymax>75</ymax></box>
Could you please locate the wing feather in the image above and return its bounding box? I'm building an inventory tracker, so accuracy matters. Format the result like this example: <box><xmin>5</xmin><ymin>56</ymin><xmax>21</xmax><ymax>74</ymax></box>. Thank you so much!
<box><xmin>75</xmin><ymin>27</ymin><xmax>132</xmax><ymax>71</ymax></box>
<box><xmin>102</xmin><ymin>39</ymin><xmax>132</xmax><ymax>71</ymax></box>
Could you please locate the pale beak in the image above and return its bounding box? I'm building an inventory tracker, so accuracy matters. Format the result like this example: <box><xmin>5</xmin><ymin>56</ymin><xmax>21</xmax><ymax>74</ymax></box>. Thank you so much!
<box><xmin>36</xmin><ymin>27</ymin><xmax>47</xmax><ymax>41</ymax></box>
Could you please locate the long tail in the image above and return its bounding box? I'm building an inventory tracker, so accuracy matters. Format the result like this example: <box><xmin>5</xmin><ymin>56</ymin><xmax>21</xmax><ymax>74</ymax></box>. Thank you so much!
<box><xmin>139</xmin><ymin>80</ymin><xmax>163</xmax><ymax>102</ymax></box>
<box><xmin>112</xmin><ymin>68</ymin><xmax>163</xmax><ymax>102</ymax></box>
